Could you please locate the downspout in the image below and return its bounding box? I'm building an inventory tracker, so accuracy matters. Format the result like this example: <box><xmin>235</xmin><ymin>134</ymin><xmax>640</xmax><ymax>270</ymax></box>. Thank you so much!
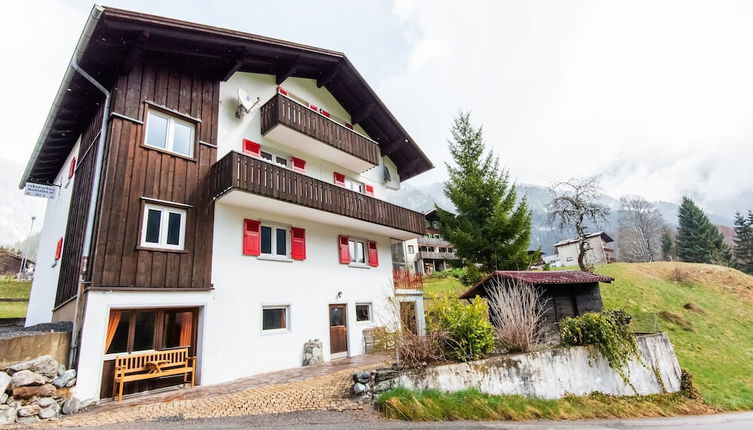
<box><xmin>67</xmin><ymin>59</ymin><xmax>111</xmax><ymax>369</ymax></box>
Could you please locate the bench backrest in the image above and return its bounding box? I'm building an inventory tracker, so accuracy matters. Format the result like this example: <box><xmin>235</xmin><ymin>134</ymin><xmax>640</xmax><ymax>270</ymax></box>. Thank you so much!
<box><xmin>114</xmin><ymin>348</ymin><xmax>189</xmax><ymax>375</ymax></box>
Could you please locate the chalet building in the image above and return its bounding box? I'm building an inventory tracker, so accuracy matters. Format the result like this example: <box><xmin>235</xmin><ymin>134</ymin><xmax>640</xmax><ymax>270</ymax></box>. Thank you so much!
<box><xmin>403</xmin><ymin>210</ymin><xmax>458</xmax><ymax>274</ymax></box>
<box><xmin>554</xmin><ymin>231</ymin><xmax>616</xmax><ymax>266</ymax></box>
<box><xmin>21</xmin><ymin>6</ymin><xmax>432</xmax><ymax>401</ymax></box>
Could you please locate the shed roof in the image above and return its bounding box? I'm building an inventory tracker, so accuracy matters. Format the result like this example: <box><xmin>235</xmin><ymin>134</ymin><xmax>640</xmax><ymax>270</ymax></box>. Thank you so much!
<box><xmin>459</xmin><ymin>270</ymin><xmax>614</xmax><ymax>299</ymax></box>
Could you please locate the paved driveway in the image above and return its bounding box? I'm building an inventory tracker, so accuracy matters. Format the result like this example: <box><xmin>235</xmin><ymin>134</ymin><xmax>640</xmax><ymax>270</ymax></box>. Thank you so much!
<box><xmin>73</xmin><ymin>410</ymin><xmax>753</xmax><ymax>430</ymax></box>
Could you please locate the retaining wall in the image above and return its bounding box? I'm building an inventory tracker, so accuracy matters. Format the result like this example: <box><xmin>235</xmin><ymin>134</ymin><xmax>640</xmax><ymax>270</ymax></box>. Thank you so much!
<box><xmin>390</xmin><ymin>333</ymin><xmax>681</xmax><ymax>399</ymax></box>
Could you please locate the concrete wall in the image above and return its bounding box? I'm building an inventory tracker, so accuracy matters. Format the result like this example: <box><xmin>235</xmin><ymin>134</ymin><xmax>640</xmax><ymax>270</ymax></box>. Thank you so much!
<box><xmin>0</xmin><ymin>332</ymin><xmax>70</xmax><ymax>368</ymax></box>
<box><xmin>26</xmin><ymin>140</ymin><xmax>80</xmax><ymax>326</ymax></box>
<box><xmin>390</xmin><ymin>333</ymin><xmax>682</xmax><ymax>399</ymax></box>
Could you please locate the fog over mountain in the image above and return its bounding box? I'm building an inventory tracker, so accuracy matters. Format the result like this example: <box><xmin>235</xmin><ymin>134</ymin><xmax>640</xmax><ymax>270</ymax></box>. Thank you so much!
<box><xmin>387</xmin><ymin>181</ymin><xmax>735</xmax><ymax>255</ymax></box>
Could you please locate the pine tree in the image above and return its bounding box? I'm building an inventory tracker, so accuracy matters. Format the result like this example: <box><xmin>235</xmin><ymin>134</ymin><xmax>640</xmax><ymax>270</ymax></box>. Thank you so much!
<box><xmin>436</xmin><ymin>112</ymin><xmax>533</xmax><ymax>276</ymax></box>
<box><xmin>733</xmin><ymin>211</ymin><xmax>753</xmax><ymax>274</ymax></box>
<box><xmin>676</xmin><ymin>197</ymin><xmax>730</xmax><ymax>265</ymax></box>
<box><xmin>660</xmin><ymin>228</ymin><xmax>675</xmax><ymax>261</ymax></box>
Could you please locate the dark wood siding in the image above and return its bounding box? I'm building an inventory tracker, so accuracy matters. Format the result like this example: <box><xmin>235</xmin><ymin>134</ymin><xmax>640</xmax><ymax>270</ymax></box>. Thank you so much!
<box><xmin>55</xmin><ymin>106</ymin><xmax>105</xmax><ymax>306</ymax></box>
<box><xmin>89</xmin><ymin>62</ymin><xmax>218</xmax><ymax>290</ymax></box>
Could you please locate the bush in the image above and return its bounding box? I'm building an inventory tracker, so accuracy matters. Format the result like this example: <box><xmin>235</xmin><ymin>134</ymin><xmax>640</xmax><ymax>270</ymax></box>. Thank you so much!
<box><xmin>395</xmin><ymin>328</ymin><xmax>447</xmax><ymax>368</ymax></box>
<box><xmin>427</xmin><ymin>296</ymin><xmax>495</xmax><ymax>361</ymax></box>
<box><xmin>560</xmin><ymin>310</ymin><xmax>640</xmax><ymax>375</ymax></box>
<box><xmin>459</xmin><ymin>265</ymin><xmax>484</xmax><ymax>286</ymax></box>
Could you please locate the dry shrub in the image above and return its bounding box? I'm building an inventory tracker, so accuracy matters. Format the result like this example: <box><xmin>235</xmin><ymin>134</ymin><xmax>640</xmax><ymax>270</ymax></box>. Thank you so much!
<box><xmin>682</xmin><ymin>302</ymin><xmax>706</xmax><ymax>315</ymax></box>
<box><xmin>659</xmin><ymin>311</ymin><xmax>695</xmax><ymax>332</ymax></box>
<box><xmin>486</xmin><ymin>278</ymin><xmax>550</xmax><ymax>353</ymax></box>
<box><xmin>395</xmin><ymin>328</ymin><xmax>447</xmax><ymax>368</ymax></box>
<box><xmin>670</xmin><ymin>265</ymin><xmax>689</xmax><ymax>283</ymax></box>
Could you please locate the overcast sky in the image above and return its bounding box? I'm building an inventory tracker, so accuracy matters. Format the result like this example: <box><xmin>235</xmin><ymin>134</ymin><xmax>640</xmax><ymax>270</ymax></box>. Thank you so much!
<box><xmin>3</xmin><ymin>0</ymin><xmax>753</xmax><ymax>217</ymax></box>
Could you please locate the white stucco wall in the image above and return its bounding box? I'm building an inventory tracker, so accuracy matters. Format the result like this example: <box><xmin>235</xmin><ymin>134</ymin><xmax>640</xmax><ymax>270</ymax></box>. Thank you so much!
<box><xmin>25</xmin><ymin>140</ymin><xmax>80</xmax><ymax>326</ymax></box>
<box><xmin>555</xmin><ymin>236</ymin><xmax>608</xmax><ymax>266</ymax></box>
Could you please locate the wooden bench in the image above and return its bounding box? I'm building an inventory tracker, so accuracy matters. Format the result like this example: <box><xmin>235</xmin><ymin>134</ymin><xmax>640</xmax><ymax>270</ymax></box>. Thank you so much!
<box><xmin>112</xmin><ymin>348</ymin><xmax>196</xmax><ymax>401</ymax></box>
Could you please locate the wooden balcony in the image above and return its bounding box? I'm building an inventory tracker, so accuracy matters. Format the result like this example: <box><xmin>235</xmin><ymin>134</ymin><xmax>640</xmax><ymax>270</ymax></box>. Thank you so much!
<box><xmin>418</xmin><ymin>251</ymin><xmax>459</xmax><ymax>261</ymax></box>
<box><xmin>260</xmin><ymin>94</ymin><xmax>381</xmax><ymax>173</ymax></box>
<box><xmin>210</xmin><ymin>152</ymin><xmax>425</xmax><ymax>237</ymax></box>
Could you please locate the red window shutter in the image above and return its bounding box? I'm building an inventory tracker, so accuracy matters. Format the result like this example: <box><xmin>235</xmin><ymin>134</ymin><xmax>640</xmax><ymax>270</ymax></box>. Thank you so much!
<box><xmin>243</xmin><ymin>139</ymin><xmax>261</xmax><ymax>157</ymax></box>
<box><xmin>319</xmin><ymin>108</ymin><xmax>331</xmax><ymax>118</ymax></box>
<box><xmin>368</xmin><ymin>241</ymin><xmax>379</xmax><ymax>267</ymax></box>
<box><xmin>291</xmin><ymin>157</ymin><xmax>306</xmax><ymax>173</ymax></box>
<box><xmin>344</xmin><ymin>122</ymin><xmax>354</xmax><ymax>130</ymax></box>
<box><xmin>55</xmin><ymin>237</ymin><xmax>63</xmax><ymax>261</ymax></box>
<box><xmin>364</xmin><ymin>185</ymin><xmax>374</xmax><ymax>196</ymax></box>
<box><xmin>243</xmin><ymin>219</ymin><xmax>261</xmax><ymax>256</ymax></box>
<box><xmin>291</xmin><ymin>227</ymin><xmax>306</xmax><ymax>260</ymax></box>
<box><xmin>277</xmin><ymin>86</ymin><xmax>288</xmax><ymax>96</ymax></box>
<box><xmin>338</xmin><ymin>235</ymin><xmax>350</xmax><ymax>264</ymax></box>
<box><xmin>309</xmin><ymin>103</ymin><xmax>318</xmax><ymax>111</ymax></box>
<box><xmin>333</xmin><ymin>172</ymin><xmax>345</xmax><ymax>187</ymax></box>
<box><xmin>68</xmin><ymin>157</ymin><xmax>77</xmax><ymax>179</ymax></box>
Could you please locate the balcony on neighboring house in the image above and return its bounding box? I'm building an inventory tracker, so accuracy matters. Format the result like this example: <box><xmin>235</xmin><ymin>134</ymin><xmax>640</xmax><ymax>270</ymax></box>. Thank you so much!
<box><xmin>260</xmin><ymin>93</ymin><xmax>381</xmax><ymax>173</ymax></box>
<box><xmin>210</xmin><ymin>151</ymin><xmax>425</xmax><ymax>239</ymax></box>
<box><xmin>417</xmin><ymin>236</ymin><xmax>452</xmax><ymax>247</ymax></box>
<box><xmin>418</xmin><ymin>251</ymin><xmax>459</xmax><ymax>261</ymax></box>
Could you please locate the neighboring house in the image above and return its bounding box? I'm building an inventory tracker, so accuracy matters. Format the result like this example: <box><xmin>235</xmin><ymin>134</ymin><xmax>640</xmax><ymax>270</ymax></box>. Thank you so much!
<box><xmin>0</xmin><ymin>251</ymin><xmax>34</xmax><ymax>276</ymax></box>
<box><xmin>403</xmin><ymin>210</ymin><xmax>458</xmax><ymax>274</ymax></box>
<box><xmin>554</xmin><ymin>232</ymin><xmax>616</xmax><ymax>266</ymax></box>
<box><xmin>459</xmin><ymin>270</ymin><xmax>613</xmax><ymax>333</ymax></box>
<box><xmin>21</xmin><ymin>6</ymin><xmax>432</xmax><ymax>401</ymax></box>
<box><xmin>542</xmin><ymin>254</ymin><xmax>562</xmax><ymax>268</ymax></box>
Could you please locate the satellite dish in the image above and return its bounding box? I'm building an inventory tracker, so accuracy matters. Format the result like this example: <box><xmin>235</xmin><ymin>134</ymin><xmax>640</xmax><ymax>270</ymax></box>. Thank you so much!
<box><xmin>236</xmin><ymin>88</ymin><xmax>260</xmax><ymax>119</ymax></box>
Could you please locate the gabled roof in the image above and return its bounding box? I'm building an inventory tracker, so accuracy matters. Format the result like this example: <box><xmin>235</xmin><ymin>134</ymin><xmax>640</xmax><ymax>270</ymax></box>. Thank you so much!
<box><xmin>20</xmin><ymin>5</ymin><xmax>433</xmax><ymax>188</ymax></box>
<box><xmin>459</xmin><ymin>270</ymin><xmax>613</xmax><ymax>299</ymax></box>
<box><xmin>554</xmin><ymin>231</ymin><xmax>614</xmax><ymax>248</ymax></box>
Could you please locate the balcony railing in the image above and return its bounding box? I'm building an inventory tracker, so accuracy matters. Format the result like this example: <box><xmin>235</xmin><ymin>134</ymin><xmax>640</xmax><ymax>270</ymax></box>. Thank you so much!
<box><xmin>210</xmin><ymin>151</ymin><xmax>425</xmax><ymax>235</ymax></box>
<box><xmin>418</xmin><ymin>251</ymin><xmax>459</xmax><ymax>260</ymax></box>
<box><xmin>417</xmin><ymin>237</ymin><xmax>452</xmax><ymax>247</ymax></box>
<box><xmin>260</xmin><ymin>94</ymin><xmax>381</xmax><ymax>168</ymax></box>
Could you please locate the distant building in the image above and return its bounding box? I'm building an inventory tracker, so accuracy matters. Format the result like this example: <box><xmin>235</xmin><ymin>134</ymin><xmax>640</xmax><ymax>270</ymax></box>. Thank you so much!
<box><xmin>0</xmin><ymin>250</ymin><xmax>34</xmax><ymax>277</ymax></box>
<box><xmin>402</xmin><ymin>210</ymin><xmax>459</xmax><ymax>274</ymax></box>
<box><xmin>554</xmin><ymin>232</ymin><xmax>615</xmax><ymax>266</ymax></box>
<box><xmin>542</xmin><ymin>254</ymin><xmax>562</xmax><ymax>268</ymax></box>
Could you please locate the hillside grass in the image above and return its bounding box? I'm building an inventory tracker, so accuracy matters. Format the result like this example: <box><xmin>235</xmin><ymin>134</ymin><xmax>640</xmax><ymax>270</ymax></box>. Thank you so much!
<box><xmin>422</xmin><ymin>262</ymin><xmax>753</xmax><ymax>411</ymax></box>
<box><xmin>0</xmin><ymin>278</ymin><xmax>30</xmax><ymax>318</ymax></box>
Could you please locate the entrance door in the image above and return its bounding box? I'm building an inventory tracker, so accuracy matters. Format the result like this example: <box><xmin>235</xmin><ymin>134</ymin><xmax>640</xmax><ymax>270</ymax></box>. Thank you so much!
<box><xmin>329</xmin><ymin>304</ymin><xmax>348</xmax><ymax>358</ymax></box>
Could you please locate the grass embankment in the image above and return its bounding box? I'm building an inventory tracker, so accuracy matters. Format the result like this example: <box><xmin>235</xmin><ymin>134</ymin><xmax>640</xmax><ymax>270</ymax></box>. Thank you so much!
<box><xmin>0</xmin><ymin>278</ymin><xmax>30</xmax><ymax>318</ymax></box>
<box><xmin>419</xmin><ymin>262</ymin><xmax>753</xmax><ymax>412</ymax></box>
<box><xmin>378</xmin><ymin>388</ymin><xmax>712</xmax><ymax>421</ymax></box>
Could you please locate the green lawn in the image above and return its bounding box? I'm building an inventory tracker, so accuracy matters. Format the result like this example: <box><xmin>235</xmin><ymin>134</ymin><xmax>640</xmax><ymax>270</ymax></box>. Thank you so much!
<box><xmin>421</xmin><ymin>262</ymin><xmax>753</xmax><ymax>411</ymax></box>
<box><xmin>0</xmin><ymin>278</ymin><xmax>30</xmax><ymax>318</ymax></box>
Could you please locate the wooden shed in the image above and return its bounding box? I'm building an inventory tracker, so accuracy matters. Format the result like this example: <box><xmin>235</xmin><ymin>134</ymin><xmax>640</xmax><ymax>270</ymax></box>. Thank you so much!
<box><xmin>459</xmin><ymin>271</ymin><xmax>614</xmax><ymax>326</ymax></box>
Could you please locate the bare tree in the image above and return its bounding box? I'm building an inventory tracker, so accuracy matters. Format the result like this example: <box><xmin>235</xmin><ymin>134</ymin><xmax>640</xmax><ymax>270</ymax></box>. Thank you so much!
<box><xmin>486</xmin><ymin>278</ymin><xmax>550</xmax><ymax>352</ymax></box>
<box><xmin>617</xmin><ymin>196</ymin><xmax>665</xmax><ymax>262</ymax></box>
<box><xmin>547</xmin><ymin>176</ymin><xmax>610</xmax><ymax>272</ymax></box>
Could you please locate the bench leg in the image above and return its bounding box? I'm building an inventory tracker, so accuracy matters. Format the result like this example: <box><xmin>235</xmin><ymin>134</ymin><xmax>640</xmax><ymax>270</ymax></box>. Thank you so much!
<box><xmin>118</xmin><ymin>379</ymin><xmax>124</xmax><ymax>402</ymax></box>
<box><xmin>112</xmin><ymin>380</ymin><xmax>117</xmax><ymax>401</ymax></box>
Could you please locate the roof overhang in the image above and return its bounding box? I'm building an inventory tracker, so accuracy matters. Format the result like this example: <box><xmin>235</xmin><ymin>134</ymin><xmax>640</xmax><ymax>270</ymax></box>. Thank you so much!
<box><xmin>20</xmin><ymin>5</ymin><xmax>432</xmax><ymax>188</ymax></box>
<box><xmin>459</xmin><ymin>270</ymin><xmax>614</xmax><ymax>299</ymax></box>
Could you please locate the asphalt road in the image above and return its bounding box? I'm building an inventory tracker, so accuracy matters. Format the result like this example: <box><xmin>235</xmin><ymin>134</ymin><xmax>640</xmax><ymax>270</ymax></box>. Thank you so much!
<box><xmin>74</xmin><ymin>410</ymin><xmax>753</xmax><ymax>430</ymax></box>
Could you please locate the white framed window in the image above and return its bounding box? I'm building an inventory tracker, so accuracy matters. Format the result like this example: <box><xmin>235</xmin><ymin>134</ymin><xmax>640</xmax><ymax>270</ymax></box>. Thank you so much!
<box><xmin>348</xmin><ymin>238</ymin><xmax>367</xmax><ymax>265</ymax></box>
<box><xmin>262</xmin><ymin>306</ymin><xmax>289</xmax><ymax>331</ymax></box>
<box><xmin>344</xmin><ymin>178</ymin><xmax>364</xmax><ymax>193</ymax></box>
<box><xmin>260</xmin><ymin>150</ymin><xmax>289</xmax><ymax>169</ymax></box>
<box><xmin>407</xmin><ymin>245</ymin><xmax>415</xmax><ymax>253</ymax></box>
<box><xmin>140</xmin><ymin>204</ymin><xmax>186</xmax><ymax>250</ymax></box>
<box><xmin>260</xmin><ymin>223</ymin><xmax>289</xmax><ymax>259</ymax></box>
<box><xmin>145</xmin><ymin>110</ymin><xmax>195</xmax><ymax>157</ymax></box>
<box><xmin>355</xmin><ymin>303</ymin><xmax>371</xmax><ymax>322</ymax></box>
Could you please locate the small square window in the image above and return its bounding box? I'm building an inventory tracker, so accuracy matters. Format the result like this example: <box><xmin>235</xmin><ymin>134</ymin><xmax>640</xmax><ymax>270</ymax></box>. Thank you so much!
<box><xmin>145</xmin><ymin>111</ymin><xmax>195</xmax><ymax>157</ymax></box>
<box><xmin>407</xmin><ymin>245</ymin><xmax>415</xmax><ymax>253</ymax></box>
<box><xmin>140</xmin><ymin>204</ymin><xmax>186</xmax><ymax>250</ymax></box>
<box><xmin>262</xmin><ymin>306</ymin><xmax>288</xmax><ymax>331</ymax></box>
<box><xmin>356</xmin><ymin>303</ymin><xmax>371</xmax><ymax>322</ymax></box>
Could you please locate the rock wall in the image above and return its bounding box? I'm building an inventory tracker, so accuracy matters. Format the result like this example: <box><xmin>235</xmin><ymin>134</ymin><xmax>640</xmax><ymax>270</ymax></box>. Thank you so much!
<box><xmin>369</xmin><ymin>334</ymin><xmax>682</xmax><ymax>399</ymax></box>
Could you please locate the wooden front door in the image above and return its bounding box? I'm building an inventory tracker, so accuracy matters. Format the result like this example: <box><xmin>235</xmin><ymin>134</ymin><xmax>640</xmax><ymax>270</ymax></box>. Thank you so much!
<box><xmin>329</xmin><ymin>304</ymin><xmax>348</xmax><ymax>357</ymax></box>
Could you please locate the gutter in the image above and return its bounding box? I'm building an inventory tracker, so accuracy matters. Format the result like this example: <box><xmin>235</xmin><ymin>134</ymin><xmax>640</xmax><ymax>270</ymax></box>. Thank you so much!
<box><xmin>18</xmin><ymin>5</ymin><xmax>105</xmax><ymax>189</ymax></box>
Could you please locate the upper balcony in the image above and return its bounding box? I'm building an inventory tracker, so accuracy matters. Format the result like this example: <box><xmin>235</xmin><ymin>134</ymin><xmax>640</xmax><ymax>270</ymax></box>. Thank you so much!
<box><xmin>260</xmin><ymin>93</ymin><xmax>381</xmax><ymax>173</ymax></box>
<box><xmin>210</xmin><ymin>151</ymin><xmax>425</xmax><ymax>239</ymax></box>
<box><xmin>418</xmin><ymin>251</ymin><xmax>459</xmax><ymax>261</ymax></box>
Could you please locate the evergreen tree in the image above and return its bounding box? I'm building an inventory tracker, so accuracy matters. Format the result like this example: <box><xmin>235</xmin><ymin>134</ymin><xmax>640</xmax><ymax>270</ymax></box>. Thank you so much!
<box><xmin>660</xmin><ymin>228</ymin><xmax>675</xmax><ymax>261</ymax></box>
<box><xmin>676</xmin><ymin>197</ymin><xmax>731</xmax><ymax>265</ymax></box>
<box><xmin>436</xmin><ymin>112</ymin><xmax>533</xmax><ymax>276</ymax></box>
<box><xmin>733</xmin><ymin>211</ymin><xmax>753</xmax><ymax>274</ymax></box>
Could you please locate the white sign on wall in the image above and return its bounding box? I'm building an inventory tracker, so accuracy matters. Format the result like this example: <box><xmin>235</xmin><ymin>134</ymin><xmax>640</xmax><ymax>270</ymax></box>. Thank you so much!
<box><xmin>24</xmin><ymin>182</ymin><xmax>57</xmax><ymax>199</ymax></box>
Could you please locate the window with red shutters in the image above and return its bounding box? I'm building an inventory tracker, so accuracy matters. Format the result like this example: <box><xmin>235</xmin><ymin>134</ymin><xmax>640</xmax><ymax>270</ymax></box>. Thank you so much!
<box><xmin>243</xmin><ymin>139</ymin><xmax>261</xmax><ymax>157</ymax></box>
<box><xmin>291</xmin><ymin>227</ymin><xmax>306</xmax><ymax>260</ymax></box>
<box><xmin>291</xmin><ymin>157</ymin><xmax>306</xmax><ymax>173</ymax></box>
<box><xmin>364</xmin><ymin>185</ymin><xmax>374</xmax><ymax>196</ymax></box>
<box><xmin>338</xmin><ymin>235</ymin><xmax>350</xmax><ymax>263</ymax></box>
<box><xmin>367</xmin><ymin>241</ymin><xmax>378</xmax><ymax>267</ymax></box>
<box><xmin>68</xmin><ymin>157</ymin><xmax>77</xmax><ymax>179</ymax></box>
<box><xmin>333</xmin><ymin>172</ymin><xmax>345</xmax><ymax>187</ymax></box>
<box><xmin>55</xmin><ymin>237</ymin><xmax>63</xmax><ymax>261</ymax></box>
<box><xmin>243</xmin><ymin>219</ymin><xmax>261</xmax><ymax>256</ymax></box>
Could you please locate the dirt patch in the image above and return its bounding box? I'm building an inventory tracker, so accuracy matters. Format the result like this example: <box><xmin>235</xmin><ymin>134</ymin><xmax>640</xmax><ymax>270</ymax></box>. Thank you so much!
<box><xmin>659</xmin><ymin>311</ymin><xmax>695</xmax><ymax>332</ymax></box>
<box><xmin>682</xmin><ymin>303</ymin><xmax>706</xmax><ymax>314</ymax></box>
